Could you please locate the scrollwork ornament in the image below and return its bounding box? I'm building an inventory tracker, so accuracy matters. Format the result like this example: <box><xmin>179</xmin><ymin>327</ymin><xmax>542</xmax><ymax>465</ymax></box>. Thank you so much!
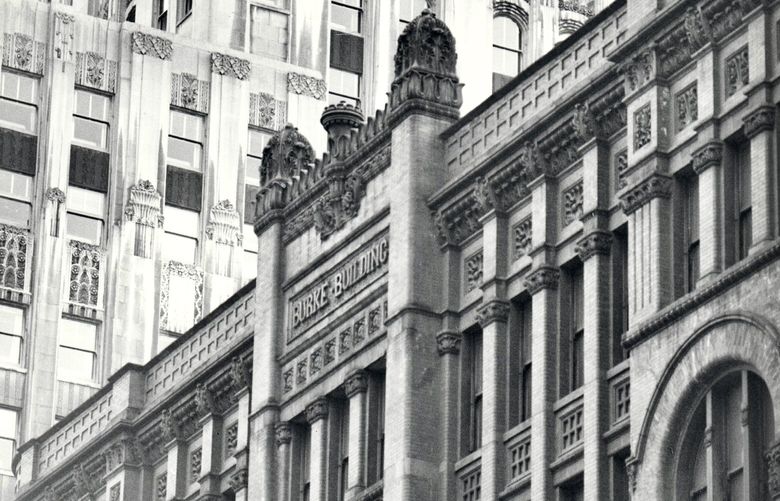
<box><xmin>230</xmin><ymin>468</ymin><xmax>248</xmax><ymax>491</ymax></box>
<box><xmin>743</xmin><ymin>106</ymin><xmax>776</xmax><ymax>139</ymax></box>
<box><xmin>211</xmin><ymin>52</ymin><xmax>251</xmax><ymax>80</ymax></box>
<box><xmin>130</xmin><ymin>32</ymin><xmax>172</xmax><ymax>60</ymax></box>
<box><xmin>45</xmin><ymin>187</ymin><xmax>66</xmax><ymax>204</ymax></box>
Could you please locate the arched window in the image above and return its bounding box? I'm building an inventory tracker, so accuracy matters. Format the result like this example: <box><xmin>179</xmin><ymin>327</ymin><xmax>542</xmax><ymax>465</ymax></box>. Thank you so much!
<box><xmin>676</xmin><ymin>370</ymin><xmax>774</xmax><ymax>501</ymax></box>
<box><xmin>492</xmin><ymin>15</ymin><xmax>523</xmax><ymax>91</ymax></box>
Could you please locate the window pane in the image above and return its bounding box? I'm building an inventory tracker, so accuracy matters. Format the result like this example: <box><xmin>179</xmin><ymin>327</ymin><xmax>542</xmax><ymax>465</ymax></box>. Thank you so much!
<box><xmin>0</xmin><ymin>170</ymin><xmax>33</xmax><ymax>200</ymax></box>
<box><xmin>243</xmin><ymin>250</ymin><xmax>257</xmax><ymax>281</ymax></box>
<box><xmin>0</xmin><ymin>409</ymin><xmax>16</xmax><ymax>439</ymax></box>
<box><xmin>66</xmin><ymin>186</ymin><xmax>106</xmax><ymax>217</ymax></box>
<box><xmin>248</xmin><ymin>129</ymin><xmax>271</xmax><ymax>157</ymax></box>
<box><xmin>332</xmin><ymin>3</ymin><xmax>361</xmax><ymax>34</ymax></box>
<box><xmin>246</xmin><ymin>155</ymin><xmax>262</xmax><ymax>186</ymax></box>
<box><xmin>329</xmin><ymin>68</ymin><xmax>360</xmax><ymax>97</ymax></box>
<box><xmin>0</xmin><ymin>98</ymin><xmax>36</xmax><ymax>133</ymax></box>
<box><xmin>57</xmin><ymin>346</ymin><xmax>95</xmax><ymax>381</ymax></box>
<box><xmin>162</xmin><ymin>233</ymin><xmax>197</xmax><ymax>264</ymax></box>
<box><xmin>243</xmin><ymin>224</ymin><xmax>258</xmax><ymax>252</ymax></box>
<box><xmin>169</xmin><ymin>110</ymin><xmax>202</xmax><ymax>140</ymax></box>
<box><xmin>0</xmin><ymin>438</ymin><xmax>13</xmax><ymax>472</ymax></box>
<box><xmin>60</xmin><ymin>318</ymin><xmax>97</xmax><ymax>351</ymax></box>
<box><xmin>0</xmin><ymin>334</ymin><xmax>21</xmax><ymax>365</ymax></box>
<box><xmin>1</xmin><ymin>72</ymin><xmax>38</xmax><ymax>103</ymax></box>
<box><xmin>66</xmin><ymin>213</ymin><xmax>103</xmax><ymax>244</ymax></box>
<box><xmin>73</xmin><ymin>116</ymin><xmax>108</xmax><ymax>150</ymax></box>
<box><xmin>163</xmin><ymin>206</ymin><xmax>200</xmax><ymax>237</ymax></box>
<box><xmin>0</xmin><ymin>305</ymin><xmax>23</xmax><ymax>336</ymax></box>
<box><xmin>75</xmin><ymin>90</ymin><xmax>109</xmax><ymax>121</ymax></box>
<box><xmin>494</xmin><ymin>16</ymin><xmax>520</xmax><ymax>50</ymax></box>
<box><xmin>0</xmin><ymin>197</ymin><xmax>31</xmax><ymax>227</ymax></box>
<box><xmin>493</xmin><ymin>47</ymin><xmax>519</xmax><ymax>77</ymax></box>
<box><xmin>168</xmin><ymin>137</ymin><xmax>202</xmax><ymax>171</ymax></box>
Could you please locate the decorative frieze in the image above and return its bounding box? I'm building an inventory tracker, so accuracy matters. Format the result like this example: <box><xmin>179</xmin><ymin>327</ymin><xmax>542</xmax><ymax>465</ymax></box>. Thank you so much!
<box><xmin>675</xmin><ymin>84</ymin><xmax>698</xmax><ymax>132</ymax></box>
<box><xmin>683</xmin><ymin>6</ymin><xmax>709</xmax><ymax>50</ymax></box>
<box><xmin>275</xmin><ymin>422</ymin><xmax>292</xmax><ymax>447</ymax></box>
<box><xmin>171</xmin><ymin>73</ymin><xmax>210</xmax><ymax>113</ymax></box>
<box><xmin>296</xmin><ymin>358</ymin><xmax>308</xmax><ymax>385</ymax></box>
<box><xmin>287</xmin><ymin>72</ymin><xmax>327</xmax><ymax>99</ymax></box>
<box><xmin>765</xmin><ymin>440</ymin><xmax>780</xmax><ymax>499</ymax></box>
<box><xmin>345</xmin><ymin>370</ymin><xmax>368</xmax><ymax>397</ymax></box>
<box><xmin>465</xmin><ymin>251</ymin><xmax>483</xmax><ymax>293</ymax></box>
<box><xmin>436</xmin><ymin>330</ymin><xmax>461</xmax><ymax>356</ymax></box>
<box><xmin>130</xmin><ymin>32</ymin><xmax>172</xmax><ymax>60</ymax></box>
<box><xmin>472</xmin><ymin>176</ymin><xmax>504</xmax><ymax>213</ymax></box>
<box><xmin>512</xmin><ymin>218</ymin><xmax>532</xmax><ymax>260</ymax></box>
<box><xmin>0</xmin><ymin>224</ymin><xmax>29</xmax><ymax>291</ymax></box>
<box><xmin>206</xmin><ymin>200</ymin><xmax>242</xmax><ymax>246</ymax></box>
<box><xmin>2</xmin><ymin>33</ymin><xmax>45</xmax><ymax>74</ymax></box>
<box><xmin>68</xmin><ymin>241</ymin><xmax>102</xmax><ymax>307</ymax></box>
<box><xmin>633</xmin><ymin>104</ymin><xmax>652</xmax><ymax>151</ymax></box>
<box><xmin>523</xmin><ymin>265</ymin><xmax>560</xmax><ymax>295</ymax></box>
<box><xmin>159</xmin><ymin>261</ymin><xmax>204</xmax><ymax>333</ymax></box>
<box><xmin>692</xmin><ymin>141</ymin><xmax>723</xmax><ymax>174</ymax></box>
<box><xmin>310</xmin><ymin>347</ymin><xmax>322</xmax><ymax>375</ymax></box>
<box><xmin>743</xmin><ymin>106</ymin><xmax>776</xmax><ymax>139</ymax></box>
<box><xmin>211</xmin><ymin>52</ymin><xmax>250</xmax><ymax>80</ymax></box>
<box><xmin>53</xmin><ymin>13</ymin><xmax>75</xmax><ymax>62</ymax></box>
<box><xmin>616</xmin><ymin>150</ymin><xmax>629</xmax><ymax>190</ymax></box>
<box><xmin>619</xmin><ymin>174</ymin><xmax>672</xmax><ymax>215</ymax></box>
<box><xmin>103</xmin><ymin>439</ymin><xmax>141</xmax><ymax>472</ymax></box>
<box><xmin>725</xmin><ymin>46</ymin><xmax>749</xmax><ymax>97</ymax></box>
<box><xmin>575</xmin><ymin>230</ymin><xmax>612</xmax><ymax>261</ymax></box>
<box><xmin>562</xmin><ymin>182</ymin><xmax>584</xmax><ymax>226</ymax></box>
<box><xmin>312</xmin><ymin>175</ymin><xmax>364</xmax><ymax>240</ymax></box>
<box><xmin>249</xmin><ymin>92</ymin><xmax>287</xmax><ymax>130</ymax></box>
<box><xmin>476</xmin><ymin>300</ymin><xmax>510</xmax><ymax>327</ymax></box>
<box><xmin>76</xmin><ymin>52</ymin><xmax>118</xmax><ymax>94</ymax></box>
<box><xmin>160</xmin><ymin>408</ymin><xmax>179</xmax><ymax>443</ymax></box>
<box><xmin>305</xmin><ymin>397</ymin><xmax>329</xmax><ymax>423</ymax></box>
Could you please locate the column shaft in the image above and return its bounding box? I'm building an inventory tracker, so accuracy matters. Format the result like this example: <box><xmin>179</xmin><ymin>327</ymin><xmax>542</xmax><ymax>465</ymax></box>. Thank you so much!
<box><xmin>307</xmin><ymin>399</ymin><xmax>329</xmax><ymax>501</ymax></box>
<box><xmin>744</xmin><ymin>107</ymin><xmax>776</xmax><ymax>251</ymax></box>
<box><xmin>346</xmin><ymin>389</ymin><xmax>368</xmax><ymax>496</ymax></box>
<box><xmin>694</xmin><ymin>144</ymin><xmax>724</xmax><ymax>282</ymax></box>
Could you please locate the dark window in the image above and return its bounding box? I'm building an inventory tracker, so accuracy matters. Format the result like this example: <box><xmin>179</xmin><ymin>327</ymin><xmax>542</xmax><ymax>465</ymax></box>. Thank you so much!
<box><xmin>560</xmin><ymin>476</ymin><xmax>585</xmax><ymax>501</ymax></box>
<box><xmin>177</xmin><ymin>0</ymin><xmax>192</xmax><ymax>23</ymax></box>
<box><xmin>735</xmin><ymin>142</ymin><xmax>751</xmax><ymax>260</ymax></box>
<box><xmin>299</xmin><ymin>425</ymin><xmax>311</xmax><ymax>501</ymax></box>
<box><xmin>514</xmin><ymin>299</ymin><xmax>533</xmax><ymax>423</ymax></box>
<box><xmin>569</xmin><ymin>265</ymin><xmax>584</xmax><ymax>392</ymax></box>
<box><xmin>155</xmin><ymin>0</ymin><xmax>169</xmax><ymax>30</ymax></box>
<box><xmin>166</xmin><ymin>166</ymin><xmax>203</xmax><ymax>211</ymax></box>
<box><xmin>612</xmin><ymin>454</ymin><xmax>630</xmax><ymax>501</ymax></box>
<box><xmin>465</xmin><ymin>327</ymin><xmax>483</xmax><ymax>454</ymax></box>
<box><xmin>369</xmin><ymin>373</ymin><xmax>385</xmax><ymax>482</ymax></box>
<box><xmin>684</xmin><ymin>174</ymin><xmax>700</xmax><ymax>291</ymax></box>
<box><xmin>0</xmin><ymin>128</ymin><xmax>37</xmax><ymax>176</ymax></box>
<box><xmin>611</xmin><ymin>226</ymin><xmax>629</xmax><ymax>366</ymax></box>
<box><xmin>330</xmin><ymin>31</ymin><xmax>364</xmax><ymax>74</ymax></box>
<box><xmin>69</xmin><ymin>145</ymin><xmax>110</xmax><ymax>193</ymax></box>
<box><xmin>338</xmin><ymin>399</ymin><xmax>349</xmax><ymax>501</ymax></box>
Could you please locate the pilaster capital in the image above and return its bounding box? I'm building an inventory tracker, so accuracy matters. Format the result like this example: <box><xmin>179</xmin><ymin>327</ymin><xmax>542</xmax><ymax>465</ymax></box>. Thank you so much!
<box><xmin>344</xmin><ymin>370</ymin><xmax>369</xmax><ymax>397</ymax></box>
<box><xmin>575</xmin><ymin>230</ymin><xmax>612</xmax><ymax>261</ymax></box>
<box><xmin>305</xmin><ymin>397</ymin><xmax>329</xmax><ymax>424</ymax></box>
<box><xmin>130</xmin><ymin>31</ymin><xmax>172</xmax><ymax>60</ymax></box>
<box><xmin>765</xmin><ymin>439</ymin><xmax>780</xmax><ymax>499</ymax></box>
<box><xmin>275</xmin><ymin>422</ymin><xmax>293</xmax><ymax>447</ymax></box>
<box><xmin>476</xmin><ymin>299</ymin><xmax>510</xmax><ymax>327</ymax></box>
<box><xmin>743</xmin><ymin>105</ymin><xmax>776</xmax><ymax>139</ymax></box>
<box><xmin>523</xmin><ymin>265</ymin><xmax>560</xmax><ymax>295</ymax></box>
<box><xmin>692</xmin><ymin>141</ymin><xmax>724</xmax><ymax>174</ymax></box>
<box><xmin>229</xmin><ymin>468</ymin><xmax>248</xmax><ymax>492</ymax></box>
<box><xmin>436</xmin><ymin>330</ymin><xmax>462</xmax><ymax>356</ymax></box>
<box><xmin>619</xmin><ymin>174</ymin><xmax>672</xmax><ymax>215</ymax></box>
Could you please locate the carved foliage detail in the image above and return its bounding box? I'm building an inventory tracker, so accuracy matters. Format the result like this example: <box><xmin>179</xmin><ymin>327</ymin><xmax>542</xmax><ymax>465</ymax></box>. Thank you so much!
<box><xmin>513</xmin><ymin>218</ymin><xmax>532</xmax><ymax>260</ymax></box>
<box><xmin>53</xmin><ymin>13</ymin><xmax>75</xmax><ymax>62</ymax></box>
<box><xmin>125</xmin><ymin>180</ymin><xmax>163</xmax><ymax>227</ymax></box>
<box><xmin>616</xmin><ymin>150</ymin><xmax>629</xmax><ymax>190</ymax></box>
<box><xmin>249</xmin><ymin>92</ymin><xmax>287</xmax><ymax>130</ymax></box>
<box><xmin>725</xmin><ymin>46</ymin><xmax>749</xmax><ymax>97</ymax></box>
<box><xmin>633</xmin><ymin>104</ymin><xmax>652</xmax><ymax>151</ymax></box>
<box><xmin>465</xmin><ymin>251</ymin><xmax>483</xmax><ymax>293</ymax></box>
<box><xmin>765</xmin><ymin>440</ymin><xmax>780</xmax><ymax>498</ymax></box>
<box><xmin>436</xmin><ymin>331</ymin><xmax>461</xmax><ymax>356</ymax></box>
<box><xmin>211</xmin><ymin>52</ymin><xmax>251</xmax><ymax>80</ymax></box>
<box><xmin>619</xmin><ymin>175</ymin><xmax>672</xmax><ymax>215</ymax></box>
<box><xmin>287</xmin><ymin>72</ymin><xmax>327</xmax><ymax>99</ymax></box>
<box><xmin>562</xmin><ymin>182</ymin><xmax>584</xmax><ymax>226</ymax></box>
<box><xmin>676</xmin><ymin>84</ymin><xmax>698</xmax><ymax>132</ymax></box>
<box><xmin>130</xmin><ymin>32</ymin><xmax>172</xmax><ymax>60</ymax></box>
<box><xmin>394</xmin><ymin>9</ymin><xmax>457</xmax><ymax>78</ymax></box>
<box><xmin>171</xmin><ymin>73</ymin><xmax>210</xmax><ymax>113</ymax></box>
<box><xmin>68</xmin><ymin>241</ymin><xmax>101</xmax><ymax>306</ymax></box>
<box><xmin>2</xmin><ymin>33</ymin><xmax>45</xmax><ymax>74</ymax></box>
<box><xmin>0</xmin><ymin>224</ymin><xmax>29</xmax><ymax>291</ymax></box>
<box><xmin>76</xmin><ymin>52</ymin><xmax>118</xmax><ymax>94</ymax></box>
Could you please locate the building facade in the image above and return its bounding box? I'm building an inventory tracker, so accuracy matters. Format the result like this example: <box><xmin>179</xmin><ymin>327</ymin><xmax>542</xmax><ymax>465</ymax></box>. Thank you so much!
<box><xmin>10</xmin><ymin>0</ymin><xmax>780</xmax><ymax>500</ymax></box>
<box><xmin>0</xmin><ymin>0</ymin><xmax>606</xmax><ymax>500</ymax></box>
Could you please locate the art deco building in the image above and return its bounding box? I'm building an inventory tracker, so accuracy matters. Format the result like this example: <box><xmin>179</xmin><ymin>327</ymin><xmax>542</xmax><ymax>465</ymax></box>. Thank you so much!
<box><xmin>9</xmin><ymin>0</ymin><xmax>780</xmax><ymax>500</ymax></box>
<box><xmin>0</xmin><ymin>0</ymin><xmax>610</xmax><ymax>499</ymax></box>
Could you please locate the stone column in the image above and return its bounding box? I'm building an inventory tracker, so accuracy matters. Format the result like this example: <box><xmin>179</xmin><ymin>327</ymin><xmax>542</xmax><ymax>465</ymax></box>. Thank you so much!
<box><xmin>103</xmin><ymin>438</ymin><xmax>144</xmax><ymax>501</ymax></box>
<box><xmin>232</xmin><ymin>383</ymin><xmax>251</xmax><ymax>501</ymax></box>
<box><xmin>743</xmin><ymin>106</ymin><xmax>776</xmax><ymax>252</ymax></box>
<box><xmin>524</xmin><ymin>265</ymin><xmax>559</xmax><ymax>501</ymax></box>
<box><xmin>576</xmin><ymin>230</ymin><xmax>612</xmax><ymax>500</ymax></box>
<box><xmin>306</xmin><ymin>398</ymin><xmax>330</xmax><ymax>501</ymax></box>
<box><xmin>692</xmin><ymin>141</ymin><xmax>724</xmax><ymax>283</ymax></box>
<box><xmin>275</xmin><ymin>422</ymin><xmax>293</xmax><ymax>501</ymax></box>
<box><xmin>163</xmin><ymin>435</ymin><xmax>187</xmax><ymax>501</ymax></box>
<box><xmin>345</xmin><ymin>371</ymin><xmax>369</xmax><ymax>498</ymax></box>
<box><xmin>619</xmin><ymin>174</ymin><xmax>673</xmax><ymax>324</ymax></box>
<box><xmin>195</xmin><ymin>384</ymin><xmax>222</xmax><ymax>500</ymax></box>
<box><xmin>436</xmin><ymin>330</ymin><xmax>461</xmax><ymax>501</ymax></box>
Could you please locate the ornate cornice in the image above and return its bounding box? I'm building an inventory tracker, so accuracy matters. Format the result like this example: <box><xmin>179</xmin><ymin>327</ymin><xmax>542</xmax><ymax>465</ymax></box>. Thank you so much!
<box><xmin>575</xmin><ymin>230</ymin><xmax>612</xmax><ymax>261</ymax></box>
<box><xmin>524</xmin><ymin>265</ymin><xmax>560</xmax><ymax>295</ymax></box>
<box><xmin>275</xmin><ymin>422</ymin><xmax>292</xmax><ymax>447</ymax></box>
<box><xmin>743</xmin><ymin>105</ymin><xmax>776</xmax><ymax>139</ymax></box>
<box><xmin>436</xmin><ymin>330</ymin><xmax>461</xmax><ymax>356</ymax></box>
<box><xmin>211</xmin><ymin>52</ymin><xmax>250</xmax><ymax>80</ymax></box>
<box><xmin>305</xmin><ymin>397</ymin><xmax>329</xmax><ymax>424</ymax></box>
<box><xmin>619</xmin><ymin>174</ymin><xmax>672</xmax><ymax>215</ymax></box>
<box><xmin>476</xmin><ymin>299</ymin><xmax>510</xmax><ymax>327</ymax></box>
<box><xmin>130</xmin><ymin>32</ymin><xmax>172</xmax><ymax>60</ymax></box>
<box><xmin>344</xmin><ymin>370</ymin><xmax>369</xmax><ymax>397</ymax></box>
<box><xmin>692</xmin><ymin>141</ymin><xmax>723</xmax><ymax>174</ymax></box>
<box><xmin>230</xmin><ymin>356</ymin><xmax>251</xmax><ymax>391</ymax></box>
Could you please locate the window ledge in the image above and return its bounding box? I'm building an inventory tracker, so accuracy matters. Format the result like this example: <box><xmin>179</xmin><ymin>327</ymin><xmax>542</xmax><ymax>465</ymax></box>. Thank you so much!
<box><xmin>0</xmin><ymin>363</ymin><xmax>26</xmax><ymax>374</ymax></box>
<box><xmin>57</xmin><ymin>378</ymin><xmax>101</xmax><ymax>389</ymax></box>
<box><xmin>454</xmin><ymin>448</ymin><xmax>482</xmax><ymax>473</ymax></box>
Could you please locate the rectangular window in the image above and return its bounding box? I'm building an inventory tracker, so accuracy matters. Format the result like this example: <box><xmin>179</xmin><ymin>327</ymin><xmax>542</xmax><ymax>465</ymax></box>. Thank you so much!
<box><xmin>0</xmin><ymin>169</ymin><xmax>33</xmax><ymax>227</ymax></box>
<box><xmin>735</xmin><ymin>142</ymin><xmax>751</xmax><ymax>261</ymax></box>
<box><xmin>0</xmin><ymin>305</ymin><xmax>23</xmax><ymax>366</ymax></box>
<box><xmin>247</xmin><ymin>128</ymin><xmax>271</xmax><ymax>186</ymax></box>
<box><xmin>73</xmin><ymin>90</ymin><xmax>110</xmax><ymax>151</ymax></box>
<box><xmin>465</xmin><ymin>327</ymin><xmax>483</xmax><ymax>454</ymax></box>
<box><xmin>162</xmin><ymin>205</ymin><xmax>199</xmax><ymax>264</ymax></box>
<box><xmin>0</xmin><ymin>407</ymin><xmax>17</xmax><ymax>474</ymax></box>
<box><xmin>612</xmin><ymin>227</ymin><xmax>629</xmax><ymax>366</ymax></box>
<box><xmin>569</xmin><ymin>265</ymin><xmax>584</xmax><ymax>392</ymax></box>
<box><xmin>155</xmin><ymin>0</ymin><xmax>169</xmax><ymax>29</ymax></box>
<box><xmin>168</xmin><ymin>110</ymin><xmax>203</xmax><ymax>172</ymax></box>
<box><xmin>331</xmin><ymin>0</ymin><xmax>362</xmax><ymax>34</ymax></box>
<box><xmin>299</xmin><ymin>425</ymin><xmax>311</xmax><ymax>501</ymax></box>
<box><xmin>511</xmin><ymin>299</ymin><xmax>533</xmax><ymax>424</ymax></box>
<box><xmin>328</xmin><ymin>67</ymin><xmax>361</xmax><ymax>107</ymax></box>
<box><xmin>399</xmin><ymin>0</ymin><xmax>426</xmax><ymax>28</ymax></box>
<box><xmin>367</xmin><ymin>372</ymin><xmax>385</xmax><ymax>483</ymax></box>
<box><xmin>685</xmin><ymin>175</ymin><xmax>700</xmax><ymax>291</ymax></box>
<box><xmin>243</xmin><ymin>224</ymin><xmax>257</xmax><ymax>281</ymax></box>
<box><xmin>560</xmin><ymin>477</ymin><xmax>585</xmax><ymax>501</ymax></box>
<box><xmin>338</xmin><ymin>399</ymin><xmax>350</xmax><ymax>501</ymax></box>
<box><xmin>0</xmin><ymin>71</ymin><xmax>38</xmax><ymax>134</ymax></box>
<box><xmin>66</xmin><ymin>186</ymin><xmax>105</xmax><ymax>245</ymax></box>
<box><xmin>249</xmin><ymin>4</ymin><xmax>290</xmax><ymax>61</ymax></box>
<box><xmin>57</xmin><ymin>317</ymin><xmax>98</xmax><ymax>383</ymax></box>
<box><xmin>177</xmin><ymin>0</ymin><xmax>193</xmax><ymax>23</ymax></box>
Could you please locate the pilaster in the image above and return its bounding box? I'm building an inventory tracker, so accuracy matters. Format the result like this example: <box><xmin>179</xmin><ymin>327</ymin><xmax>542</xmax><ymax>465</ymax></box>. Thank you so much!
<box><xmin>693</xmin><ymin>141</ymin><xmax>724</xmax><ymax>283</ymax></box>
<box><xmin>436</xmin><ymin>330</ymin><xmax>461</xmax><ymax>500</ymax></box>
<box><xmin>275</xmin><ymin>422</ymin><xmax>293</xmax><ymax>501</ymax></box>
<box><xmin>743</xmin><ymin>106</ymin><xmax>776</xmax><ymax>252</ymax></box>
<box><xmin>232</xmin><ymin>386</ymin><xmax>251</xmax><ymax>501</ymax></box>
<box><xmin>344</xmin><ymin>370</ymin><xmax>369</xmax><ymax>499</ymax></box>
<box><xmin>164</xmin><ymin>438</ymin><xmax>187</xmax><ymax>501</ymax></box>
<box><xmin>306</xmin><ymin>398</ymin><xmax>330</xmax><ymax>501</ymax></box>
<box><xmin>196</xmin><ymin>409</ymin><xmax>223</xmax><ymax>500</ymax></box>
<box><xmin>103</xmin><ymin>438</ymin><xmax>144</xmax><ymax>501</ymax></box>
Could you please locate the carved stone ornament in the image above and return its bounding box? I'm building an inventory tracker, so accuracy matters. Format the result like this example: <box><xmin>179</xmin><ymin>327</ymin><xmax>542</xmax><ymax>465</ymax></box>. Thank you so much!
<box><xmin>683</xmin><ymin>7</ymin><xmax>710</xmax><ymax>51</ymax></box>
<box><xmin>287</xmin><ymin>72</ymin><xmax>327</xmax><ymax>99</ymax></box>
<box><xmin>211</xmin><ymin>52</ymin><xmax>251</xmax><ymax>80</ymax></box>
<box><xmin>76</xmin><ymin>52</ymin><xmax>118</xmax><ymax>94</ymax></box>
<box><xmin>230</xmin><ymin>468</ymin><xmax>249</xmax><ymax>491</ymax></box>
<box><xmin>156</xmin><ymin>474</ymin><xmax>167</xmax><ymax>501</ymax></box>
<box><xmin>45</xmin><ymin>187</ymin><xmax>66</xmax><ymax>204</ymax></box>
<box><xmin>344</xmin><ymin>370</ymin><xmax>369</xmax><ymax>397</ymax></box>
<box><xmin>313</xmin><ymin>175</ymin><xmax>364</xmax><ymax>240</ymax></box>
<box><xmin>465</xmin><ymin>251</ymin><xmax>483</xmax><ymax>293</ymax></box>
<box><xmin>513</xmin><ymin>218</ymin><xmax>532</xmax><ymax>260</ymax></box>
<box><xmin>104</xmin><ymin>439</ymin><xmax>142</xmax><ymax>472</ymax></box>
<box><xmin>523</xmin><ymin>265</ymin><xmax>560</xmax><ymax>295</ymax></box>
<box><xmin>68</xmin><ymin>240</ymin><xmax>101</xmax><ymax>307</ymax></box>
<box><xmin>124</xmin><ymin>180</ymin><xmax>163</xmax><ymax>227</ymax></box>
<box><xmin>572</xmin><ymin>101</ymin><xmax>598</xmax><ymax>142</ymax></box>
<box><xmin>171</xmin><ymin>73</ymin><xmax>210</xmax><ymax>113</ymax></box>
<box><xmin>725</xmin><ymin>46</ymin><xmax>749</xmax><ymax>97</ymax></box>
<box><xmin>675</xmin><ymin>84</ymin><xmax>698</xmax><ymax>132</ymax></box>
<box><xmin>250</xmin><ymin>92</ymin><xmax>287</xmax><ymax>130</ymax></box>
<box><xmin>575</xmin><ymin>230</ymin><xmax>612</xmax><ymax>261</ymax></box>
<box><xmin>53</xmin><ymin>12</ymin><xmax>75</xmax><ymax>62</ymax></box>
<box><xmin>194</xmin><ymin>383</ymin><xmax>215</xmax><ymax>417</ymax></box>
<box><xmin>692</xmin><ymin>141</ymin><xmax>723</xmax><ymax>174</ymax></box>
<box><xmin>633</xmin><ymin>104</ymin><xmax>652</xmax><ymax>151</ymax></box>
<box><xmin>160</xmin><ymin>408</ymin><xmax>179</xmax><ymax>443</ymax></box>
<box><xmin>436</xmin><ymin>331</ymin><xmax>461</xmax><ymax>356</ymax></box>
<box><xmin>616</xmin><ymin>150</ymin><xmax>629</xmax><ymax>190</ymax></box>
<box><xmin>765</xmin><ymin>440</ymin><xmax>780</xmax><ymax>499</ymax></box>
<box><xmin>159</xmin><ymin>261</ymin><xmax>204</xmax><ymax>332</ymax></box>
<box><xmin>619</xmin><ymin>174</ymin><xmax>672</xmax><ymax>215</ymax></box>
<box><xmin>743</xmin><ymin>105</ymin><xmax>776</xmax><ymax>139</ymax></box>
<box><xmin>620</xmin><ymin>48</ymin><xmax>655</xmax><ymax>94</ymax></box>
<box><xmin>473</xmin><ymin>175</ymin><xmax>503</xmax><ymax>213</ymax></box>
<box><xmin>190</xmin><ymin>448</ymin><xmax>202</xmax><ymax>480</ymax></box>
<box><xmin>275</xmin><ymin>422</ymin><xmax>293</xmax><ymax>447</ymax></box>
<box><xmin>230</xmin><ymin>356</ymin><xmax>250</xmax><ymax>391</ymax></box>
<box><xmin>130</xmin><ymin>31</ymin><xmax>173</xmax><ymax>60</ymax></box>
<box><xmin>562</xmin><ymin>181</ymin><xmax>584</xmax><ymax>226</ymax></box>
<box><xmin>305</xmin><ymin>397</ymin><xmax>329</xmax><ymax>424</ymax></box>
<box><xmin>2</xmin><ymin>33</ymin><xmax>45</xmax><ymax>74</ymax></box>
<box><xmin>476</xmin><ymin>300</ymin><xmax>510</xmax><ymax>327</ymax></box>
<box><xmin>0</xmin><ymin>223</ymin><xmax>29</xmax><ymax>291</ymax></box>
<box><xmin>71</xmin><ymin>462</ymin><xmax>99</xmax><ymax>498</ymax></box>
<box><xmin>625</xmin><ymin>456</ymin><xmax>638</xmax><ymax>494</ymax></box>
<box><xmin>205</xmin><ymin>199</ymin><xmax>242</xmax><ymax>246</ymax></box>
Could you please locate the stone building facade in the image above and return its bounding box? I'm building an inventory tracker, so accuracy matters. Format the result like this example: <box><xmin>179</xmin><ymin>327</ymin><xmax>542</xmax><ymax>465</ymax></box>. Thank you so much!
<box><xmin>11</xmin><ymin>0</ymin><xmax>780</xmax><ymax>500</ymax></box>
<box><xmin>0</xmin><ymin>0</ymin><xmax>607</xmax><ymax>500</ymax></box>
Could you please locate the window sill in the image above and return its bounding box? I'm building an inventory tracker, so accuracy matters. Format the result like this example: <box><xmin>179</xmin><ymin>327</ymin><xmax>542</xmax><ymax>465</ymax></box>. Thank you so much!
<box><xmin>57</xmin><ymin>378</ymin><xmax>101</xmax><ymax>389</ymax></box>
<box><xmin>0</xmin><ymin>362</ymin><xmax>26</xmax><ymax>374</ymax></box>
<box><xmin>454</xmin><ymin>448</ymin><xmax>482</xmax><ymax>473</ymax></box>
